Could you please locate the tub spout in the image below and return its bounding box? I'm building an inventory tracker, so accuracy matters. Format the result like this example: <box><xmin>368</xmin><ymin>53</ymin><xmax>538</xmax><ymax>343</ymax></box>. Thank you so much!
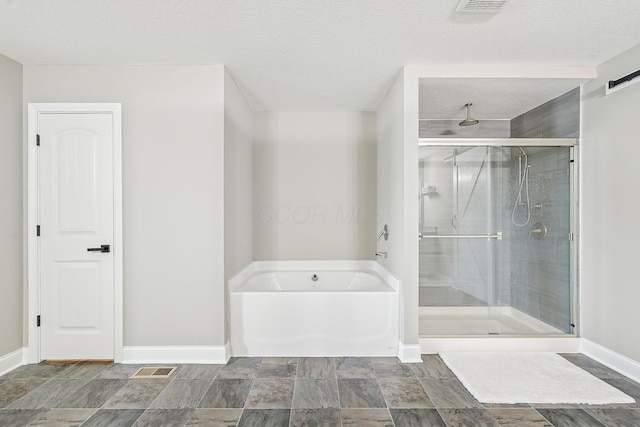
<box><xmin>375</xmin><ymin>251</ymin><xmax>388</xmax><ymax>259</ymax></box>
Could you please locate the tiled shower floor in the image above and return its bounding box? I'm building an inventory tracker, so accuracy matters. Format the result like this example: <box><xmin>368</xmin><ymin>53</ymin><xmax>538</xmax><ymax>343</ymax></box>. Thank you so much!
<box><xmin>1</xmin><ymin>354</ymin><xmax>639</xmax><ymax>426</ymax></box>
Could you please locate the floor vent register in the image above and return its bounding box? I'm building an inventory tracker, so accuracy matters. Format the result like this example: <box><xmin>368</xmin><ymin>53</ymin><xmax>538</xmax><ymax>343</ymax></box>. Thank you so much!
<box><xmin>130</xmin><ymin>367</ymin><xmax>177</xmax><ymax>378</ymax></box>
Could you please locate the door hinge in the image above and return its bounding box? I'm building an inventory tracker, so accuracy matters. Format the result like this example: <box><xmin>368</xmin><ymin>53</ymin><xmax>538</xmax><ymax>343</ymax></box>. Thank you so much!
<box><xmin>36</xmin><ymin>134</ymin><xmax>40</xmax><ymax>146</ymax></box>
<box><xmin>569</xmin><ymin>232</ymin><xmax>575</xmax><ymax>241</ymax></box>
<box><xmin>37</xmin><ymin>315</ymin><xmax>41</xmax><ymax>327</ymax></box>
<box><xmin>37</xmin><ymin>225</ymin><xmax>40</xmax><ymax>236</ymax></box>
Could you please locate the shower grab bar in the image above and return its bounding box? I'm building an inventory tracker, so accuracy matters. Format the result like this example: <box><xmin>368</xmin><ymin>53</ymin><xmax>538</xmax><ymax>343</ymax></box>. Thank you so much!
<box><xmin>419</xmin><ymin>231</ymin><xmax>502</xmax><ymax>240</ymax></box>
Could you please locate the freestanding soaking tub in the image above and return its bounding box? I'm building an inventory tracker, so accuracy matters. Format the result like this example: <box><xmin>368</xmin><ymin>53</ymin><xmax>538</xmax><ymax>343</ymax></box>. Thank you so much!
<box><xmin>228</xmin><ymin>261</ymin><xmax>399</xmax><ymax>357</ymax></box>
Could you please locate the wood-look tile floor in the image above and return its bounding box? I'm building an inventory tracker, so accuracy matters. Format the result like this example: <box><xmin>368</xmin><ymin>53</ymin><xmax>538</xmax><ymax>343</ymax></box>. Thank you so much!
<box><xmin>1</xmin><ymin>354</ymin><xmax>639</xmax><ymax>426</ymax></box>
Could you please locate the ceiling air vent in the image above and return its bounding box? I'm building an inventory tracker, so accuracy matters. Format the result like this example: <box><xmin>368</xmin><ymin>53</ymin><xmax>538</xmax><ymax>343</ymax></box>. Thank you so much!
<box><xmin>456</xmin><ymin>0</ymin><xmax>510</xmax><ymax>13</ymax></box>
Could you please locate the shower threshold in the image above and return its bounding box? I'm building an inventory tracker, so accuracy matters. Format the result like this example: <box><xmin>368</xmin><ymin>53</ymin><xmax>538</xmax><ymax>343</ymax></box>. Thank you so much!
<box><xmin>419</xmin><ymin>306</ymin><xmax>566</xmax><ymax>336</ymax></box>
<box><xmin>418</xmin><ymin>306</ymin><xmax>580</xmax><ymax>354</ymax></box>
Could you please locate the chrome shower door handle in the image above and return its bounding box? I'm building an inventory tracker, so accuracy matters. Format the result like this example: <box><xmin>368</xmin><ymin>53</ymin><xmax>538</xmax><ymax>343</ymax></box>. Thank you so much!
<box><xmin>420</xmin><ymin>232</ymin><xmax>503</xmax><ymax>240</ymax></box>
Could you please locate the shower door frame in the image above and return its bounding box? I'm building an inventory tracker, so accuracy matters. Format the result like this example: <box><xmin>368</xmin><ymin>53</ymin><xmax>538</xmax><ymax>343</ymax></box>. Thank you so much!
<box><xmin>418</xmin><ymin>137</ymin><xmax>579</xmax><ymax>338</ymax></box>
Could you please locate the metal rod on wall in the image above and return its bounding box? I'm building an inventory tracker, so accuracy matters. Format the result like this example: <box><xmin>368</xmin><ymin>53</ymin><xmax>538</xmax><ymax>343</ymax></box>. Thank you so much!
<box><xmin>608</xmin><ymin>69</ymin><xmax>640</xmax><ymax>90</ymax></box>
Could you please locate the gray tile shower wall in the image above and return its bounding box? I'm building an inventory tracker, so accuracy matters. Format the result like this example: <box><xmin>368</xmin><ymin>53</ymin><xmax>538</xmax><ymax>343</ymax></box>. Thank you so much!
<box><xmin>511</xmin><ymin>87</ymin><xmax>580</xmax><ymax>139</ymax></box>
<box><xmin>508</xmin><ymin>88</ymin><xmax>578</xmax><ymax>332</ymax></box>
<box><xmin>506</xmin><ymin>147</ymin><xmax>572</xmax><ymax>332</ymax></box>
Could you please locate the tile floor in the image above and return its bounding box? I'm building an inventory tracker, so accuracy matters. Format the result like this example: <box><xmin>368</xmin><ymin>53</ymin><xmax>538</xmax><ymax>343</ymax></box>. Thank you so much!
<box><xmin>1</xmin><ymin>354</ymin><xmax>639</xmax><ymax>426</ymax></box>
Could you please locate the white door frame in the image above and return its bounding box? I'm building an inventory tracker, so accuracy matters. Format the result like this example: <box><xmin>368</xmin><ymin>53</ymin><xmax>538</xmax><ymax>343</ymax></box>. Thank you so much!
<box><xmin>27</xmin><ymin>103</ymin><xmax>123</xmax><ymax>363</ymax></box>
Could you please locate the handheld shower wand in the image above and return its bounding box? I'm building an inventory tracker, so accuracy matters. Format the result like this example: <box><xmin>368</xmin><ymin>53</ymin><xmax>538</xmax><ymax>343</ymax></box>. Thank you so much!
<box><xmin>511</xmin><ymin>147</ymin><xmax>531</xmax><ymax>226</ymax></box>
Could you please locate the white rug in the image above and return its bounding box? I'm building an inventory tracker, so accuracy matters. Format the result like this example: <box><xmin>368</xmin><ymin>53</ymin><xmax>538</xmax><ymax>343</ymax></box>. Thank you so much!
<box><xmin>440</xmin><ymin>352</ymin><xmax>635</xmax><ymax>405</ymax></box>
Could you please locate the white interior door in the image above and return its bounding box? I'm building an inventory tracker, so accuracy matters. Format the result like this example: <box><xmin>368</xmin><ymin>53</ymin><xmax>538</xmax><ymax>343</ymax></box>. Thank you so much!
<box><xmin>38</xmin><ymin>112</ymin><xmax>115</xmax><ymax>360</ymax></box>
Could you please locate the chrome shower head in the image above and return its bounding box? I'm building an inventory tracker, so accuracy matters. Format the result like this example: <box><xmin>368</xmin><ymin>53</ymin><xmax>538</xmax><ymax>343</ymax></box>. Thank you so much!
<box><xmin>459</xmin><ymin>103</ymin><xmax>479</xmax><ymax>127</ymax></box>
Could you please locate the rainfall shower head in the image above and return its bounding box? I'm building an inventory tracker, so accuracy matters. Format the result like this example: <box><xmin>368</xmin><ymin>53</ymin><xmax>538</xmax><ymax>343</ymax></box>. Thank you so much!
<box><xmin>459</xmin><ymin>103</ymin><xmax>480</xmax><ymax>127</ymax></box>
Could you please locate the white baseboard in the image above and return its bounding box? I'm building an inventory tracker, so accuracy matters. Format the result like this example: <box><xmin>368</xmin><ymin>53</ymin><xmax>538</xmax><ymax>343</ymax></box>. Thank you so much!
<box><xmin>398</xmin><ymin>342</ymin><xmax>422</xmax><ymax>363</ymax></box>
<box><xmin>581</xmin><ymin>338</ymin><xmax>640</xmax><ymax>383</ymax></box>
<box><xmin>0</xmin><ymin>347</ymin><xmax>27</xmax><ymax>376</ymax></box>
<box><xmin>122</xmin><ymin>345</ymin><xmax>230</xmax><ymax>365</ymax></box>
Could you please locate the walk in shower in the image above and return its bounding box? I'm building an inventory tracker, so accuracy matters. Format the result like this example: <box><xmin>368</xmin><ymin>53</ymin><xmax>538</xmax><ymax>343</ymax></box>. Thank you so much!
<box><xmin>418</xmin><ymin>139</ymin><xmax>576</xmax><ymax>336</ymax></box>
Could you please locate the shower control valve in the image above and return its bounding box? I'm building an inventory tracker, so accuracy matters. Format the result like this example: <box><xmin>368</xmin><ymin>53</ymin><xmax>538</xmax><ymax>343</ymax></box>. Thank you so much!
<box><xmin>529</xmin><ymin>222</ymin><xmax>548</xmax><ymax>239</ymax></box>
<box><xmin>378</xmin><ymin>224</ymin><xmax>389</xmax><ymax>241</ymax></box>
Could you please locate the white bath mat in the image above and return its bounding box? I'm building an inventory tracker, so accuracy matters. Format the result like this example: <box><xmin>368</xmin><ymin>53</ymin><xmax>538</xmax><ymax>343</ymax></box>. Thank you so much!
<box><xmin>440</xmin><ymin>352</ymin><xmax>635</xmax><ymax>405</ymax></box>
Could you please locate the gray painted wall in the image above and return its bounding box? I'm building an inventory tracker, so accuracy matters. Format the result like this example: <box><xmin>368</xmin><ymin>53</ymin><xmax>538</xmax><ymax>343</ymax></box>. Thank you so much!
<box><xmin>224</xmin><ymin>70</ymin><xmax>253</xmax><ymax>280</ymax></box>
<box><xmin>581</xmin><ymin>42</ymin><xmax>640</xmax><ymax>362</ymax></box>
<box><xmin>0</xmin><ymin>53</ymin><xmax>23</xmax><ymax>357</ymax></box>
<box><xmin>24</xmin><ymin>65</ymin><xmax>227</xmax><ymax>347</ymax></box>
<box><xmin>253</xmin><ymin>111</ymin><xmax>376</xmax><ymax>260</ymax></box>
<box><xmin>224</xmin><ymin>70</ymin><xmax>253</xmax><ymax>343</ymax></box>
<box><xmin>378</xmin><ymin>69</ymin><xmax>421</xmax><ymax>349</ymax></box>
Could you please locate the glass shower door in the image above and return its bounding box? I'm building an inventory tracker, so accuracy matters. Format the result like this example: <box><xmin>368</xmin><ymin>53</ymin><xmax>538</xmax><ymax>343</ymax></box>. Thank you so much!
<box><xmin>419</xmin><ymin>145</ymin><xmax>505</xmax><ymax>335</ymax></box>
<box><xmin>419</xmin><ymin>142</ymin><xmax>575</xmax><ymax>337</ymax></box>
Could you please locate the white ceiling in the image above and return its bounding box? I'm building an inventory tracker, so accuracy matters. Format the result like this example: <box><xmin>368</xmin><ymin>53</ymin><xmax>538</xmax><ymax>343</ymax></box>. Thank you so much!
<box><xmin>419</xmin><ymin>78</ymin><xmax>587</xmax><ymax>119</ymax></box>
<box><xmin>1</xmin><ymin>0</ymin><xmax>639</xmax><ymax>112</ymax></box>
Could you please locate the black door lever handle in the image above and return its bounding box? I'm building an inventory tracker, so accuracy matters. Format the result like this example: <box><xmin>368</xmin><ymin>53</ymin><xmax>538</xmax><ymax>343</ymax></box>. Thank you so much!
<box><xmin>87</xmin><ymin>244</ymin><xmax>110</xmax><ymax>253</ymax></box>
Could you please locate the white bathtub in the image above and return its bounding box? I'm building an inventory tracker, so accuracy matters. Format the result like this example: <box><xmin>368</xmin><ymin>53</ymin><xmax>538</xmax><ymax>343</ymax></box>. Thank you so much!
<box><xmin>228</xmin><ymin>261</ymin><xmax>399</xmax><ymax>357</ymax></box>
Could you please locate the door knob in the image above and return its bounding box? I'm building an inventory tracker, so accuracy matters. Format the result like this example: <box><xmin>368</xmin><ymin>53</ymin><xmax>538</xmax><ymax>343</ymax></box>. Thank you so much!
<box><xmin>87</xmin><ymin>244</ymin><xmax>110</xmax><ymax>253</ymax></box>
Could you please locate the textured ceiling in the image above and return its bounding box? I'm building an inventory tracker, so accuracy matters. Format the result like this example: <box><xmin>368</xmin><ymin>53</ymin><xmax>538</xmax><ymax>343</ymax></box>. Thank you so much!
<box><xmin>1</xmin><ymin>0</ymin><xmax>639</xmax><ymax>111</ymax></box>
<box><xmin>419</xmin><ymin>78</ymin><xmax>587</xmax><ymax>119</ymax></box>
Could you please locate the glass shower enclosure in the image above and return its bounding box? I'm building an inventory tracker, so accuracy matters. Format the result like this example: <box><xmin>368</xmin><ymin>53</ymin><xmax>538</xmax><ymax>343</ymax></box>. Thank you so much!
<box><xmin>418</xmin><ymin>139</ymin><xmax>576</xmax><ymax>336</ymax></box>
